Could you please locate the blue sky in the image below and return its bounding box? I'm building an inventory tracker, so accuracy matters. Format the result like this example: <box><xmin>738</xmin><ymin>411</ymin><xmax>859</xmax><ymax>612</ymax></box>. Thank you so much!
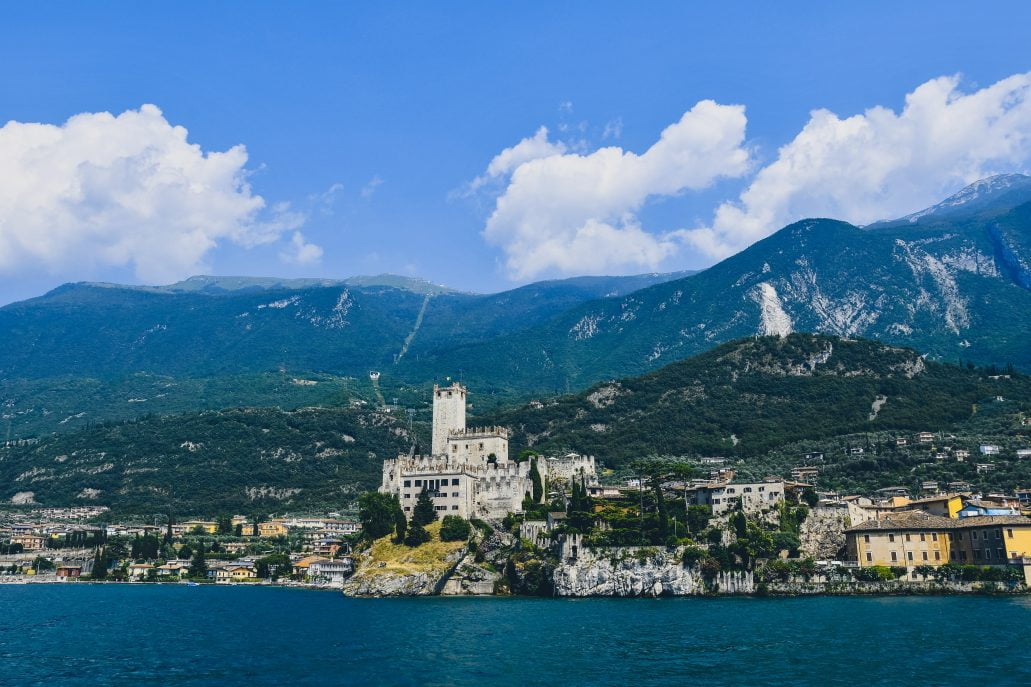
<box><xmin>1</xmin><ymin>2</ymin><xmax>1031</xmax><ymax>303</ymax></box>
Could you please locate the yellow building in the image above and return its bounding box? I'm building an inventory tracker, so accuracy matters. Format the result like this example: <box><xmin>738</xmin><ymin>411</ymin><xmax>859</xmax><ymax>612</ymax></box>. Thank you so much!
<box><xmin>846</xmin><ymin>512</ymin><xmax>1031</xmax><ymax>569</ymax></box>
<box><xmin>214</xmin><ymin>564</ymin><xmax>257</xmax><ymax>583</ymax></box>
<box><xmin>903</xmin><ymin>494</ymin><xmax>964</xmax><ymax>519</ymax></box>
<box><xmin>258</xmin><ymin>520</ymin><xmax>289</xmax><ymax>538</ymax></box>
<box><xmin>181</xmin><ymin>521</ymin><xmax>218</xmax><ymax>534</ymax></box>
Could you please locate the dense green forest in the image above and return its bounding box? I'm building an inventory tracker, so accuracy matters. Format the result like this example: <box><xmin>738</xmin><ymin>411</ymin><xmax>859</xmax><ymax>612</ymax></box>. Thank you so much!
<box><xmin>0</xmin><ymin>406</ymin><xmax>423</xmax><ymax>516</ymax></box>
<box><xmin>487</xmin><ymin>334</ymin><xmax>1031</xmax><ymax>467</ymax></box>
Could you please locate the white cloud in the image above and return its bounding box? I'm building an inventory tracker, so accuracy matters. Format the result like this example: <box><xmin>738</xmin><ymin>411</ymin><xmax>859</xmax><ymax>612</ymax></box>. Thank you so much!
<box><xmin>687</xmin><ymin>72</ymin><xmax>1031</xmax><ymax>258</ymax></box>
<box><xmin>361</xmin><ymin>175</ymin><xmax>383</xmax><ymax>198</ymax></box>
<box><xmin>0</xmin><ymin>104</ymin><xmax>303</xmax><ymax>284</ymax></box>
<box><xmin>481</xmin><ymin>100</ymin><xmax>751</xmax><ymax>279</ymax></box>
<box><xmin>280</xmin><ymin>231</ymin><xmax>323</xmax><ymax>264</ymax></box>
<box><xmin>463</xmin><ymin>127</ymin><xmax>568</xmax><ymax>196</ymax></box>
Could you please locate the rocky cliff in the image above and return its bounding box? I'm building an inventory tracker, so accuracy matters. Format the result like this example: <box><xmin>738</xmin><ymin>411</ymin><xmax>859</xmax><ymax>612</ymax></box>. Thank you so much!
<box><xmin>552</xmin><ymin>546</ymin><xmax>754</xmax><ymax>597</ymax></box>
<box><xmin>798</xmin><ymin>506</ymin><xmax>850</xmax><ymax>560</ymax></box>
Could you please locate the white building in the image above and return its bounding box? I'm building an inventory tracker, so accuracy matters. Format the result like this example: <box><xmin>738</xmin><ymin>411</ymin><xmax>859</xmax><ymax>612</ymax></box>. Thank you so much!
<box><xmin>381</xmin><ymin>382</ymin><xmax>597</xmax><ymax>520</ymax></box>
<box><xmin>691</xmin><ymin>480</ymin><xmax>786</xmax><ymax>516</ymax></box>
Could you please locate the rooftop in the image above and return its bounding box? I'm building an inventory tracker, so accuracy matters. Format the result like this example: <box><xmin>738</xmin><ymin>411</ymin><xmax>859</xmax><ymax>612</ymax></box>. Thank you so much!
<box><xmin>847</xmin><ymin>512</ymin><xmax>1031</xmax><ymax>533</ymax></box>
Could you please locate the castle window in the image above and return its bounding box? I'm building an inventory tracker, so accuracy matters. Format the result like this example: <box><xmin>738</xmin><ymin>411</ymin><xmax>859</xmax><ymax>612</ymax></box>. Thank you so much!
<box><xmin>934</xmin><ymin>551</ymin><xmax>940</xmax><ymax>561</ymax></box>
<box><xmin>905</xmin><ymin>533</ymin><xmax>911</xmax><ymax>542</ymax></box>
<box><xmin>452</xmin><ymin>478</ymin><xmax>460</xmax><ymax>485</ymax></box>
<box><xmin>865</xmin><ymin>552</ymin><xmax>872</xmax><ymax>562</ymax></box>
<box><xmin>863</xmin><ymin>534</ymin><xmax>870</xmax><ymax>543</ymax></box>
<box><xmin>921</xmin><ymin>552</ymin><xmax>928</xmax><ymax>561</ymax></box>
<box><xmin>932</xmin><ymin>533</ymin><xmax>938</xmax><ymax>541</ymax></box>
<box><xmin>1008</xmin><ymin>528</ymin><xmax>1014</xmax><ymax>538</ymax></box>
<box><xmin>403</xmin><ymin>480</ymin><xmax>411</xmax><ymax>487</ymax></box>
<box><xmin>890</xmin><ymin>551</ymin><xmax>897</xmax><ymax>561</ymax></box>
<box><xmin>434</xmin><ymin>505</ymin><xmax>447</xmax><ymax>511</ymax></box>
<box><xmin>888</xmin><ymin>534</ymin><xmax>895</xmax><ymax>543</ymax></box>
<box><xmin>919</xmin><ymin>533</ymin><xmax>925</xmax><ymax>542</ymax></box>
<box><xmin>452</xmin><ymin>492</ymin><xmax>459</xmax><ymax>497</ymax></box>
<box><xmin>906</xmin><ymin>551</ymin><xmax>913</xmax><ymax>561</ymax></box>
<box><xmin>452</xmin><ymin>506</ymin><xmax>459</xmax><ymax>510</ymax></box>
<box><xmin>415</xmin><ymin>480</ymin><xmax>422</xmax><ymax>487</ymax></box>
<box><xmin>403</xmin><ymin>507</ymin><xmax>410</xmax><ymax>512</ymax></box>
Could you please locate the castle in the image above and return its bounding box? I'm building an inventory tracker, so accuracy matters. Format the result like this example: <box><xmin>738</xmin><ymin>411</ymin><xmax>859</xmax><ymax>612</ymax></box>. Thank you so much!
<box><xmin>380</xmin><ymin>382</ymin><xmax>597</xmax><ymax>520</ymax></box>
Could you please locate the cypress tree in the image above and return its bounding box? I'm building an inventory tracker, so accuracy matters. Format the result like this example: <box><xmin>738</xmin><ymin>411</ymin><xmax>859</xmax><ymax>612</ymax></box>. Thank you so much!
<box><xmin>189</xmin><ymin>548</ymin><xmax>207</xmax><ymax>579</ymax></box>
<box><xmin>413</xmin><ymin>486</ymin><xmax>437</xmax><ymax>526</ymax></box>
<box><xmin>394</xmin><ymin>505</ymin><xmax>408</xmax><ymax>543</ymax></box>
<box><xmin>530</xmin><ymin>458</ymin><xmax>543</xmax><ymax>503</ymax></box>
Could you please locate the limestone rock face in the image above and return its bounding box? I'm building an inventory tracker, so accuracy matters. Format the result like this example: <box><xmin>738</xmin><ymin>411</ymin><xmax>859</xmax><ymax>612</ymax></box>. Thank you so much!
<box><xmin>342</xmin><ymin>570</ymin><xmax>445</xmax><ymax>597</ymax></box>
<box><xmin>552</xmin><ymin>547</ymin><xmax>753</xmax><ymax>597</ymax></box>
<box><xmin>799</xmin><ymin>506</ymin><xmax>849</xmax><ymax>560</ymax></box>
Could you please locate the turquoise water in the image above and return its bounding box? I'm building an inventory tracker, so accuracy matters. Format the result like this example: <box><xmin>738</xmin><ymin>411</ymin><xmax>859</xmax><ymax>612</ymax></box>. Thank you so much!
<box><xmin>1</xmin><ymin>586</ymin><xmax>1030</xmax><ymax>686</ymax></box>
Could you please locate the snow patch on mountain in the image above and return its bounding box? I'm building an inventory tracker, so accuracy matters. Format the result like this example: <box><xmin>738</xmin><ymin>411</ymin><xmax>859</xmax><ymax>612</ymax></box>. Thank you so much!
<box><xmin>901</xmin><ymin>174</ymin><xmax>1031</xmax><ymax>223</ymax></box>
<box><xmin>751</xmin><ymin>283</ymin><xmax>792</xmax><ymax>337</ymax></box>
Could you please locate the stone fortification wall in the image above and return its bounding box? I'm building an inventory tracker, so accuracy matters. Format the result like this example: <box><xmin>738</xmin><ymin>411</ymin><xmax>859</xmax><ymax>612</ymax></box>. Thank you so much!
<box><xmin>543</xmin><ymin>454</ymin><xmax>598</xmax><ymax>484</ymax></box>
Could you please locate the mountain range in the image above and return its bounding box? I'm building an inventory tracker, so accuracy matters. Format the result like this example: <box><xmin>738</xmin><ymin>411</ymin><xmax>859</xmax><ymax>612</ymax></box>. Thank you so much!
<box><xmin>1</xmin><ymin>175</ymin><xmax>1030</xmax><ymax>438</ymax></box>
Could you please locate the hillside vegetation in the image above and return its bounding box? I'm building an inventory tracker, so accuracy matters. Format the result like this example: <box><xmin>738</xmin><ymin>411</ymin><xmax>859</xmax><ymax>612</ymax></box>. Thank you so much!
<box><xmin>487</xmin><ymin>334</ymin><xmax>1031</xmax><ymax>465</ymax></box>
<box><xmin>0</xmin><ymin>406</ymin><xmax>422</xmax><ymax>516</ymax></box>
<box><xmin>3</xmin><ymin>334</ymin><xmax>1029</xmax><ymax>514</ymax></box>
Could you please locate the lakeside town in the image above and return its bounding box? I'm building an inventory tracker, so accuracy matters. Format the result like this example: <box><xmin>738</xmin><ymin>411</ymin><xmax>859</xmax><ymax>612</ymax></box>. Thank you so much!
<box><xmin>4</xmin><ymin>383</ymin><xmax>1031</xmax><ymax>595</ymax></box>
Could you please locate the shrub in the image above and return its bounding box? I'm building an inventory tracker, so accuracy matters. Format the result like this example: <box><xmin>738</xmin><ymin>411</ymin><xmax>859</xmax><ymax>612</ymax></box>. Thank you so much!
<box><xmin>681</xmin><ymin>545</ymin><xmax>706</xmax><ymax>567</ymax></box>
<box><xmin>440</xmin><ymin>516</ymin><xmax>472</xmax><ymax>542</ymax></box>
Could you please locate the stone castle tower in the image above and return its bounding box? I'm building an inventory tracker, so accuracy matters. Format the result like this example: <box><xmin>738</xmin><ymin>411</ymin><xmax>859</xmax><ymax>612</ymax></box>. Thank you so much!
<box><xmin>431</xmin><ymin>382</ymin><xmax>467</xmax><ymax>455</ymax></box>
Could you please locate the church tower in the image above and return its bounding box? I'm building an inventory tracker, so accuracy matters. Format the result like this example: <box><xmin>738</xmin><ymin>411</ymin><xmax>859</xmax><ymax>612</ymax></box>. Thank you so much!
<box><xmin>431</xmin><ymin>382</ymin><xmax>467</xmax><ymax>455</ymax></box>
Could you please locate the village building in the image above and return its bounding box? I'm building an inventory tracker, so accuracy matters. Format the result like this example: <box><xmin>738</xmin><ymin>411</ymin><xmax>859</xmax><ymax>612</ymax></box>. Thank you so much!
<box><xmin>691</xmin><ymin>480</ymin><xmax>785</xmax><ymax>516</ymax></box>
<box><xmin>846</xmin><ymin>512</ymin><xmax>1031</xmax><ymax>571</ymax></box>
<box><xmin>380</xmin><ymin>382</ymin><xmax>597</xmax><ymax>519</ymax></box>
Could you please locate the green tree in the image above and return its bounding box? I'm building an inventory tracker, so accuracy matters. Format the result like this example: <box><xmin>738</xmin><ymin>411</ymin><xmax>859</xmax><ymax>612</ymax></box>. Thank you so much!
<box><xmin>529</xmin><ymin>458</ymin><xmax>544</xmax><ymax>503</ymax></box>
<box><xmin>412</xmin><ymin>486</ymin><xmax>438</xmax><ymax>526</ymax></box>
<box><xmin>188</xmin><ymin>548</ymin><xmax>207</xmax><ymax>579</ymax></box>
<box><xmin>91</xmin><ymin>548</ymin><xmax>109</xmax><ymax>580</ymax></box>
<box><xmin>440</xmin><ymin>515</ymin><xmax>472</xmax><ymax>542</ymax></box>
<box><xmin>217</xmin><ymin>514</ymin><xmax>233</xmax><ymax>535</ymax></box>
<box><xmin>686</xmin><ymin>505</ymin><xmax>711</xmax><ymax>533</ymax></box>
<box><xmin>178</xmin><ymin>544</ymin><xmax>193</xmax><ymax>560</ymax></box>
<box><xmin>359</xmin><ymin>491</ymin><xmax>403</xmax><ymax>540</ymax></box>
<box><xmin>801</xmin><ymin>488</ymin><xmax>819</xmax><ymax>507</ymax></box>
<box><xmin>393</xmin><ymin>506</ymin><xmax>408</xmax><ymax>544</ymax></box>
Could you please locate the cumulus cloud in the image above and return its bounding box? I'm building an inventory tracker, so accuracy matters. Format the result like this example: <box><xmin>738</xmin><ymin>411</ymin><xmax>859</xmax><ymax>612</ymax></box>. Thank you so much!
<box><xmin>0</xmin><ymin>104</ymin><xmax>304</xmax><ymax>283</ymax></box>
<box><xmin>480</xmin><ymin>100</ymin><xmax>751</xmax><ymax>279</ymax></box>
<box><xmin>463</xmin><ymin>127</ymin><xmax>568</xmax><ymax>195</ymax></box>
<box><xmin>280</xmin><ymin>231</ymin><xmax>323</xmax><ymax>264</ymax></box>
<box><xmin>687</xmin><ymin>72</ymin><xmax>1031</xmax><ymax>258</ymax></box>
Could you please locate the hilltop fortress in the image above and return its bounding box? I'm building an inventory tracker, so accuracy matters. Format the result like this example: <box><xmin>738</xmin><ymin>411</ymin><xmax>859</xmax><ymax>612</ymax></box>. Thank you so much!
<box><xmin>380</xmin><ymin>382</ymin><xmax>597</xmax><ymax>519</ymax></box>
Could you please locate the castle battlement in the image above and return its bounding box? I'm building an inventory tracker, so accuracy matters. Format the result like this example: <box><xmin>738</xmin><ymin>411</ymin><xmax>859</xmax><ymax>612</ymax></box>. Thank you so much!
<box><xmin>449</xmin><ymin>426</ymin><xmax>510</xmax><ymax>440</ymax></box>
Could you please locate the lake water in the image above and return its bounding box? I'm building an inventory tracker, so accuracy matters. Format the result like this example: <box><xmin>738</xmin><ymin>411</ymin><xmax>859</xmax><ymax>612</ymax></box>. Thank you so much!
<box><xmin>1</xmin><ymin>585</ymin><xmax>1029</xmax><ymax>686</ymax></box>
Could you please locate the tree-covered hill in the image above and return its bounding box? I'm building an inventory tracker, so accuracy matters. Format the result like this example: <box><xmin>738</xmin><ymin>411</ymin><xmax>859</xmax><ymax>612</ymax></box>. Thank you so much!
<box><xmin>484</xmin><ymin>334</ymin><xmax>1031</xmax><ymax>467</ymax></box>
<box><xmin>0</xmin><ymin>406</ymin><xmax>425</xmax><ymax>516</ymax></box>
